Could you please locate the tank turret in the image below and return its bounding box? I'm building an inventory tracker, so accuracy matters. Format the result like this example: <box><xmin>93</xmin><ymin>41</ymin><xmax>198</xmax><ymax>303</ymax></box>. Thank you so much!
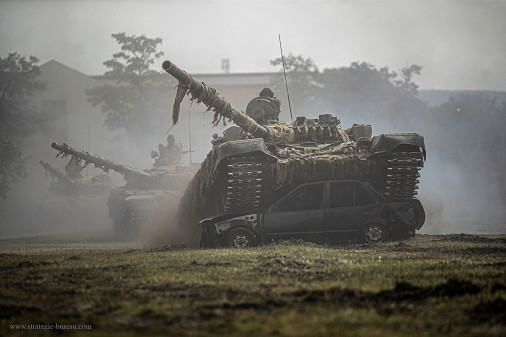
<box><xmin>163</xmin><ymin>61</ymin><xmax>348</xmax><ymax>145</ymax></box>
<box><xmin>163</xmin><ymin>59</ymin><xmax>426</xmax><ymax>240</ymax></box>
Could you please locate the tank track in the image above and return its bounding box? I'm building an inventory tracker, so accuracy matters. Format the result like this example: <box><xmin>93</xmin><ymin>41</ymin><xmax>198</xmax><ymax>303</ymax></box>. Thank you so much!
<box><xmin>224</xmin><ymin>157</ymin><xmax>263</xmax><ymax>213</ymax></box>
<box><xmin>385</xmin><ymin>151</ymin><xmax>424</xmax><ymax>200</ymax></box>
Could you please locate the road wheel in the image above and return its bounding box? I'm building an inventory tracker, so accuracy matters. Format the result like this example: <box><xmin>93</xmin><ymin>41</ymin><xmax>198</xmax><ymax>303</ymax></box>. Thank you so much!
<box><xmin>362</xmin><ymin>224</ymin><xmax>388</xmax><ymax>243</ymax></box>
<box><xmin>225</xmin><ymin>228</ymin><xmax>257</xmax><ymax>248</ymax></box>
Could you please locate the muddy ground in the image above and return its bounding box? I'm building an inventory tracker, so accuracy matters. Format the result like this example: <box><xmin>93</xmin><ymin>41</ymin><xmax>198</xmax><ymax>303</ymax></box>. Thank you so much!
<box><xmin>0</xmin><ymin>234</ymin><xmax>505</xmax><ymax>336</ymax></box>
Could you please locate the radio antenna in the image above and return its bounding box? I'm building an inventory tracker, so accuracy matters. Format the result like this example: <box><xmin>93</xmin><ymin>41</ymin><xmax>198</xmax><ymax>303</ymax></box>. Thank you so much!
<box><xmin>188</xmin><ymin>100</ymin><xmax>192</xmax><ymax>164</ymax></box>
<box><xmin>278</xmin><ymin>34</ymin><xmax>293</xmax><ymax>122</ymax></box>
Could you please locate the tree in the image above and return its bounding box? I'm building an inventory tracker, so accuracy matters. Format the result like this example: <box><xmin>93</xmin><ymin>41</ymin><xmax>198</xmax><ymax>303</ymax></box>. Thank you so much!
<box><xmin>394</xmin><ymin>64</ymin><xmax>422</xmax><ymax>95</ymax></box>
<box><xmin>0</xmin><ymin>52</ymin><xmax>45</xmax><ymax>200</ymax></box>
<box><xmin>0</xmin><ymin>137</ymin><xmax>27</xmax><ymax>199</ymax></box>
<box><xmin>317</xmin><ymin>62</ymin><xmax>427</xmax><ymax>130</ymax></box>
<box><xmin>86</xmin><ymin>33</ymin><xmax>174</xmax><ymax>147</ymax></box>
<box><xmin>0</xmin><ymin>52</ymin><xmax>46</xmax><ymax>137</ymax></box>
<box><xmin>269</xmin><ymin>55</ymin><xmax>424</xmax><ymax>122</ymax></box>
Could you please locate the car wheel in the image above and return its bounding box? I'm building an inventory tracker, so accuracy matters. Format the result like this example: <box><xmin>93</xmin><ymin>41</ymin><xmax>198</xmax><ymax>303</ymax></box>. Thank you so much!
<box><xmin>225</xmin><ymin>228</ymin><xmax>257</xmax><ymax>248</ymax></box>
<box><xmin>362</xmin><ymin>224</ymin><xmax>388</xmax><ymax>243</ymax></box>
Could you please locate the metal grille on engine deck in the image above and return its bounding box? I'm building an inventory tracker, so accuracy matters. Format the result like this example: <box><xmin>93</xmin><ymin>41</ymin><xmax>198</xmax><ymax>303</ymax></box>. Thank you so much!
<box><xmin>224</xmin><ymin>157</ymin><xmax>263</xmax><ymax>213</ymax></box>
<box><xmin>385</xmin><ymin>151</ymin><xmax>424</xmax><ymax>200</ymax></box>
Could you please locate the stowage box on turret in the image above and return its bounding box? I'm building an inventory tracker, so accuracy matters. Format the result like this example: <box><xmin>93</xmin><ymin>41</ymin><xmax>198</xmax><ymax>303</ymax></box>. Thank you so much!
<box><xmin>162</xmin><ymin>60</ymin><xmax>426</xmax><ymax>246</ymax></box>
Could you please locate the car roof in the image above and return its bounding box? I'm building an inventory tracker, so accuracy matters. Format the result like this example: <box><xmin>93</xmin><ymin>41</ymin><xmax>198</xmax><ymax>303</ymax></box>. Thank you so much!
<box><xmin>286</xmin><ymin>179</ymin><xmax>384</xmax><ymax>201</ymax></box>
<box><xmin>294</xmin><ymin>179</ymin><xmax>372</xmax><ymax>188</ymax></box>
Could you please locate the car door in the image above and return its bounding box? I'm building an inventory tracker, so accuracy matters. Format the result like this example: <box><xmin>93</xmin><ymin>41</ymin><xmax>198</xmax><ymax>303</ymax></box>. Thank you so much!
<box><xmin>263</xmin><ymin>183</ymin><xmax>325</xmax><ymax>243</ymax></box>
<box><xmin>350</xmin><ymin>182</ymin><xmax>379</xmax><ymax>230</ymax></box>
<box><xmin>324</xmin><ymin>181</ymin><xmax>357</xmax><ymax>242</ymax></box>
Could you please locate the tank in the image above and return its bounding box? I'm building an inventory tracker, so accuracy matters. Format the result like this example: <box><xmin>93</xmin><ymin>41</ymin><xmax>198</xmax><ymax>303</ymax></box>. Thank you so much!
<box><xmin>39</xmin><ymin>160</ymin><xmax>112</xmax><ymax>195</ymax></box>
<box><xmin>50</xmin><ymin>141</ymin><xmax>195</xmax><ymax>239</ymax></box>
<box><xmin>38</xmin><ymin>160</ymin><xmax>113</xmax><ymax>234</ymax></box>
<box><xmin>162</xmin><ymin>60</ymin><xmax>427</xmax><ymax>238</ymax></box>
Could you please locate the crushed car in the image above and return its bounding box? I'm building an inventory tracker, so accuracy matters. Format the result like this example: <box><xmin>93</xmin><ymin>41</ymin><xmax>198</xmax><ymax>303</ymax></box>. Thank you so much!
<box><xmin>200</xmin><ymin>179</ymin><xmax>424</xmax><ymax>248</ymax></box>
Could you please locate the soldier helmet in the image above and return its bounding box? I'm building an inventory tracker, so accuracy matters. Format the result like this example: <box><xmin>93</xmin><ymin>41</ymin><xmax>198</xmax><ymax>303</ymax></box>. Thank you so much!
<box><xmin>259</xmin><ymin>88</ymin><xmax>274</xmax><ymax>98</ymax></box>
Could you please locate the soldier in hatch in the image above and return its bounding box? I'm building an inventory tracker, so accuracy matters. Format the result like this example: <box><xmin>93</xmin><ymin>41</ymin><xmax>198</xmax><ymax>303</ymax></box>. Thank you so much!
<box><xmin>156</xmin><ymin>134</ymin><xmax>182</xmax><ymax>165</ymax></box>
<box><xmin>245</xmin><ymin>88</ymin><xmax>281</xmax><ymax>125</ymax></box>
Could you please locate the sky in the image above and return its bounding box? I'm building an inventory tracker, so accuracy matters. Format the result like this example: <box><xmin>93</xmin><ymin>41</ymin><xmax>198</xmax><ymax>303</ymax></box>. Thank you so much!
<box><xmin>1</xmin><ymin>0</ymin><xmax>505</xmax><ymax>91</ymax></box>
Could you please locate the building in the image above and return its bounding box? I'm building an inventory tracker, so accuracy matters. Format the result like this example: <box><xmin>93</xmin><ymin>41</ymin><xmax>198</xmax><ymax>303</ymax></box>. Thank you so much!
<box><xmin>32</xmin><ymin>60</ymin><xmax>115</xmax><ymax>155</ymax></box>
<box><xmin>33</xmin><ymin>60</ymin><xmax>276</xmax><ymax>166</ymax></box>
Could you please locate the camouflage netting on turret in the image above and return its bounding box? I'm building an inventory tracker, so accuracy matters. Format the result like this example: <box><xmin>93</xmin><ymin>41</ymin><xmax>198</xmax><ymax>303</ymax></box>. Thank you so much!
<box><xmin>265</xmin><ymin>122</ymin><xmax>296</xmax><ymax>144</ymax></box>
<box><xmin>173</xmin><ymin>81</ymin><xmax>234</xmax><ymax>127</ymax></box>
<box><xmin>261</xmin><ymin>121</ymin><xmax>350</xmax><ymax>145</ymax></box>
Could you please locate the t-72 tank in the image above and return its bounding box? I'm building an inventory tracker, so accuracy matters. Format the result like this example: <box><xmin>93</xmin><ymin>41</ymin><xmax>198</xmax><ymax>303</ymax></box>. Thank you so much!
<box><xmin>39</xmin><ymin>160</ymin><xmax>112</xmax><ymax>195</ymax></box>
<box><xmin>38</xmin><ymin>160</ymin><xmax>113</xmax><ymax>234</ymax></box>
<box><xmin>162</xmin><ymin>60</ymin><xmax>426</xmax><ymax>239</ymax></box>
<box><xmin>51</xmin><ymin>141</ymin><xmax>194</xmax><ymax>239</ymax></box>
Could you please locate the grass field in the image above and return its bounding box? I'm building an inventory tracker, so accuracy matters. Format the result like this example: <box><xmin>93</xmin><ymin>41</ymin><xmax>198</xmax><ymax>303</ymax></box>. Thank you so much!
<box><xmin>1</xmin><ymin>234</ymin><xmax>505</xmax><ymax>336</ymax></box>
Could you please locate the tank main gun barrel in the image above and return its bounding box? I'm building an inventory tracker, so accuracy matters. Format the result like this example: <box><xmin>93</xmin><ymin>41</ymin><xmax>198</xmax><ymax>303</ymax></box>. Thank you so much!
<box><xmin>162</xmin><ymin>60</ymin><xmax>271</xmax><ymax>141</ymax></box>
<box><xmin>51</xmin><ymin>142</ymin><xmax>151</xmax><ymax>178</ymax></box>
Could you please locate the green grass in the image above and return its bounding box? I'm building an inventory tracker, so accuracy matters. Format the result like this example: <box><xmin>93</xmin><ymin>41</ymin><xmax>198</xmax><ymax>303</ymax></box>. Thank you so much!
<box><xmin>0</xmin><ymin>234</ymin><xmax>505</xmax><ymax>336</ymax></box>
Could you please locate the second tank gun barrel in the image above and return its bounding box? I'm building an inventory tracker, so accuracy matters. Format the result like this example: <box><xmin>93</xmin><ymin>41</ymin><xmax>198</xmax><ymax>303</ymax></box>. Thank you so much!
<box><xmin>51</xmin><ymin>142</ymin><xmax>151</xmax><ymax>178</ymax></box>
<box><xmin>162</xmin><ymin>60</ymin><xmax>271</xmax><ymax>140</ymax></box>
<box><xmin>39</xmin><ymin>160</ymin><xmax>72</xmax><ymax>185</ymax></box>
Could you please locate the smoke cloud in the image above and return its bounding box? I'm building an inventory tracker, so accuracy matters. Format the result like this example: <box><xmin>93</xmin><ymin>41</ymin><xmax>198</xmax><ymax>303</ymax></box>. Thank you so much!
<box><xmin>137</xmin><ymin>197</ymin><xmax>201</xmax><ymax>248</ymax></box>
<box><xmin>1</xmin><ymin>0</ymin><xmax>505</xmax><ymax>241</ymax></box>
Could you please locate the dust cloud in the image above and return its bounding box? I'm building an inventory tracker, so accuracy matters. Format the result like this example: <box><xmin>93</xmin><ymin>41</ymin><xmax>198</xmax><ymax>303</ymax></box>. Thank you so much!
<box><xmin>1</xmin><ymin>87</ymin><xmax>504</xmax><ymax>241</ymax></box>
<box><xmin>1</xmin><ymin>0</ymin><xmax>505</xmax><ymax>240</ymax></box>
<box><xmin>137</xmin><ymin>197</ymin><xmax>200</xmax><ymax>248</ymax></box>
<box><xmin>416</xmin><ymin>96</ymin><xmax>505</xmax><ymax>235</ymax></box>
<box><xmin>324</xmin><ymin>91</ymin><xmax>506</xmax><ymax>235</ymax></box>
<box><xmin>0</xmin><ymin>132</ymin><xmax>114</xmax><ymax>239</ymax></box>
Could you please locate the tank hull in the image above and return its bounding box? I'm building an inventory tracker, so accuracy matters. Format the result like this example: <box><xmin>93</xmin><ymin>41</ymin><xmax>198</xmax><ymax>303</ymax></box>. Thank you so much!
<box><xmin>178</xmin><ymin>135</ymin><xmax>425</xmax><ymax>230</ymax></box>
